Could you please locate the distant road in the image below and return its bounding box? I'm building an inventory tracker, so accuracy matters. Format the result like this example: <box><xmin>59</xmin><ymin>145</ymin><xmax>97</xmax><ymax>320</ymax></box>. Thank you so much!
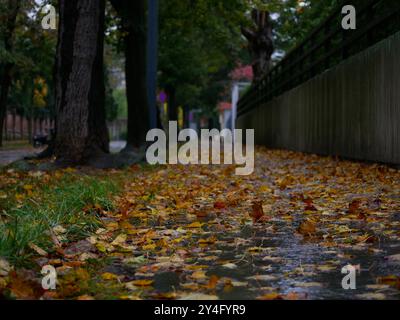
<box><xmin>0</xmin><ymin>141</ymin><xmax>127</xmax><ymax>167</ymax></box>
<box><xmin>0</xmin><ymin>147</ymin><xmax>40</xmax><ymax>167</ymax></box>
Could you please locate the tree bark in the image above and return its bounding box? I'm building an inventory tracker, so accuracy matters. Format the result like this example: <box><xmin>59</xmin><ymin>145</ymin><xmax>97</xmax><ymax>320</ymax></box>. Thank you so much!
<box><xmin>0</xmin><ymin>0</ymin><xmax>21</xmax><ymax>147</ymax></box>
<box><xmin>54</xmin><ymin>0</ymin><xmax>109</xmax><ymax>164</ymax></box>
<box><xmin>242</xmin><ymin>10</ymin><xmax>274</xmax><ymax>83</ymax></box>
<box><xmin>167</xmin><ymin>86</ymin><xmax>178</xmax><ymax>122</ymax></box>
<box><xmin>111</xmin><ymin>0</ymin><xmax>149</xmax><ymax>151</ymax></box>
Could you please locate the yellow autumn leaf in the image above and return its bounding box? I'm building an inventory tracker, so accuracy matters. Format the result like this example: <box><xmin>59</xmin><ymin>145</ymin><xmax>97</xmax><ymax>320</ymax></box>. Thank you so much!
<box><xmin>130</xmin><ymin>279</ymin><xmax>154</xmax><ymax>287</ymax></box>
<box><xmin>186</xmin><ymin>222</ymin><xmax>203</xmax><ymax>228</ymax></box>
<box><xmin>111</xmin><ymin>234</ymin><xmax>127</xmax><ymax>246</ymax></box>
<box><xmin>259</xmin><ymin>185</ymin><xmax>273</xmax><ymax>193</ymax></box>
<box><xmin>191</xmin><ymin>271</ymin><xmax>207</xmax><ymax>280</ymax></box>
<box><xmin>23</xmin><ymin>184</ymin><xmax>34</xmax><ymax>191</ymax></box>
<box><xmin>101</xmin><ymin>273</ymin><xmax>119</xmax><ymax>281</ymax></box>
<box><xmin>142</xmin><ymin>243</ymin><xmax>157</xmax><ymax>251</ymax></box>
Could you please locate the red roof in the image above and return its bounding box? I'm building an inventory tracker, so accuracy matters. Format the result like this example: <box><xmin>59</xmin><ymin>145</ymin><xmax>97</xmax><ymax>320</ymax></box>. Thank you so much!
<box><xmin>230</xmin><ymin>65</ymin><xmax>253</xmax><ymax>81</ymax></box>
<box><xmin>218</xmin><ymin>102</ymin><xmax>232</xmax><ymax>112</ymax></box>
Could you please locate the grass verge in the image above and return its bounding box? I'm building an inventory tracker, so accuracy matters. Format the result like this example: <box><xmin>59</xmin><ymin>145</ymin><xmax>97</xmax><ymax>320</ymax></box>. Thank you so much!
<box><xmin>0</xmin><ymin>170</ymin><xmax>120</xmax><ymax>267</ymax></box>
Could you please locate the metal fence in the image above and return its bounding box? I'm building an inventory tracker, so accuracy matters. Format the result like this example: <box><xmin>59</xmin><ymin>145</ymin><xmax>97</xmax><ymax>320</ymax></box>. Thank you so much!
<box><xmin>238</xmin><ymin>0</ymin><xmax>400</xmax><ymax>117</ymax></box>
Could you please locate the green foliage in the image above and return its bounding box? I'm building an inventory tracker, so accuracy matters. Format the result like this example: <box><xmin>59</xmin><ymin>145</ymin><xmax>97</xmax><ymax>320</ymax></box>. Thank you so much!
<box><xmin>113</xmin><ymin>89</ymin><xmax>128</xmax><ymax>119</ymax></box>
<box><xmin>105</xmin><ymin>67</ymin><xmax>119</xmax><ymax>122</ymax></box>
<box><xmin>1</xmin><ymin>0</ymin><xmax>57</xmax><ymax>119</ymax></box>
<box><xmin>159</xmin><ymin>0</ymin><xmax>251</xmax><ymax>113</ymax></box>
<box><xmin>158</xmin><ymin>0</ymin><xmax>339</xmax><ymax>115</ymax></box>
<box><xmin>0</xmin><ymin>174</ymin><xmax>118</xmax><ymax>266</ymax></box>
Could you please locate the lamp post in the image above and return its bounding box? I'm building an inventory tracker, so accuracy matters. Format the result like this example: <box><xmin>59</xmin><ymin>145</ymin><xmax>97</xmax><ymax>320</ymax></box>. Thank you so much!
<box><xmin>147</xmin><ymin>0</ymin><xmax>159</xmax><ymax>129</ymax></box>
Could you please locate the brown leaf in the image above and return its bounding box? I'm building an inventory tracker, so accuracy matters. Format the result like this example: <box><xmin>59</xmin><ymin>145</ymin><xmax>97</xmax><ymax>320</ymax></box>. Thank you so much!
<box><xmin>28</xmin><ymin>243</ymin><xmax>48</xmax><ymax>257</ymax></box>
<box><xmin>195</xmin><ymin>210</ymin><xmax>208</xmax><ymax>218</ymax></box>
<box><xmin>257</xmin><ymin>293</ymin><xmax>283</xmax><ymax>300</ymax></box>
<box><xmin>214</xmin><ymin>201</ymin><xmax>226</xmax><ymax>210</ymax></box>
<box><xmin>304</xmin><ymin>199</ymin><xmax>317</xmax><ymax>211</ymax></box>
<box><xmin>250</xmin><ymin>201</ymin><xmax>265</xmax><ymax>223</ymax></box>
<box><xmin>8</xmin><ymin>271</ymin><xmax>43</xmax><ymax>299</ymax></box>
<box><xmin>206</xmin><ymin>275</ymin><xmax>219</xmax><ymax>289</ymax></box>
<box><xmin>377</xmin><ymin>275</ymin><xmax>400</xmax><ymax>289</ymax></box>
<box><xmin>297</xmin><ymin>220</ymin><xmax>317</xmax><ymax>236</ymax></box>
<box><xmin>349</xmin><ymin>199</ymin><xmax>362</xmax><ymax>214</ymax></box>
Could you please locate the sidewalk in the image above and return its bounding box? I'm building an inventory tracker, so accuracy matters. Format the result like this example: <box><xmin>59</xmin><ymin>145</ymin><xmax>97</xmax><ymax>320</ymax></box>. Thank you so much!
<box><xmin>0</xmin><ymin>141</ymin><xmax>127</xmax><ymax>167</ymax></box>
<box><xmin>0</xmin><ymin>148</ymin><xmax>399</xmax><ymax>300</ymax></box>
<box><xmin>0</xmin><ymin>147</ymin><xmax>39</xmax><ymax>167</ymax></box>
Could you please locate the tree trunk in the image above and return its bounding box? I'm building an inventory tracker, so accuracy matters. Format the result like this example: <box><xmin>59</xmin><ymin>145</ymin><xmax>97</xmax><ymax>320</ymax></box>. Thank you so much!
<box><xmin>167</xmin><ymin>87</ymin><xmax>178</xmax><ymax>122</ymax></box>
<box><xmin>54</xmin><ymin>0</ymin><xmax>109</xmax><ymax>164</ymax></box>
<box><xmin>27</xmin><ymin>104</ymin><xmax>33</xmax><ymax>143</ymax></box>
<box><xmin>0</xmin><ymin>0</ymin><xmax>21</xmax><ymax>147</ymax></box>
<box><xmin>241</xmin><ymin>10</ymin><xmax>274</xmax><ymax>83</ymax></box>
<box><xmin>111</xmin><ymin>0</ymin><xmax>149</xmax><ymax>151</ymax></box>
<box><xmin>12</xmin><ymin>110</ymin><xmax>16</xmax><ymax>140</ymax></box>
<box><xmin>20</xmin><ymin>115</ymin><xmax>23</xmax><ymax>140</ymax></box>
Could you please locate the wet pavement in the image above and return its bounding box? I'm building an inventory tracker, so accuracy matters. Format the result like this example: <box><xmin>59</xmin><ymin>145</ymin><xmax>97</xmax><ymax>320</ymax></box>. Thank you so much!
<box><xmin>94</xmin><ymin>149</ymin><xmax>400</xmax><ymax>300</ymax></box>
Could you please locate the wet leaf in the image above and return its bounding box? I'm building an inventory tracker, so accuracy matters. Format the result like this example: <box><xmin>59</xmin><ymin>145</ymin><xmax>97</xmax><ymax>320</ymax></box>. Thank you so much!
<box><xmin>250</xmin><ymin>201</ymin><xmax>266</xmax><ymax>223</ymax></box>
<box><xmin>297</xmin><ymin>220</ymin><xmax>317</xmax><ymax>236</ymax></box>
<box><xmin>28</xmin><ymin>243</ymin><xmax>48</xmax><ymax>257</ymax></box>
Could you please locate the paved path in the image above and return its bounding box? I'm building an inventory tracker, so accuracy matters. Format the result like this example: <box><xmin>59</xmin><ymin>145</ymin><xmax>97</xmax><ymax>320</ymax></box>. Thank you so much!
<box><xmin>110</xmin><ymin>141</ymin><xmax>127</xmax><ymax>153</ymax></box>
<box><xmin>0</xmin><ymin>147</ymin><xmax>40</xmax><ymax>167</ymax></box>
<box><xmin>0</xmin><ymin>141</ymin><xmax>128</xmax><ymax>167</ymax></box>
<box><xmin>91</xmin><ymin>149</ymin><xmax>400</xmax><ymax>300</ymax></box>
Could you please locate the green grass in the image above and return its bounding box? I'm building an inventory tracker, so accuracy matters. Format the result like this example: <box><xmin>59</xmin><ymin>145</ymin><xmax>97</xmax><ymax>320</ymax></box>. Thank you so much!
<box><xmin>0</xmin><ymin>173</ymin><xmax>120</xmax><ymax>266</ymax></box>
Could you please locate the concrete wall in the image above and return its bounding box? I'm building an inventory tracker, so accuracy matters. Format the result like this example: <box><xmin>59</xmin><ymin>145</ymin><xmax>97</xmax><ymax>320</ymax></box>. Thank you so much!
<box><xmin>237</xmin><ymin>31</ymin><xmax>400</xmax><ymax>165</ymax></box>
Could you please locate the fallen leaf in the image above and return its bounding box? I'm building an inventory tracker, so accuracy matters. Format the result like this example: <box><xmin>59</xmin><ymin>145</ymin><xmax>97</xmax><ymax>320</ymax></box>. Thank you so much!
<box><xmin>247</xmin><ymin>275</ymin><xmax>277</xmax><ymax>282</ymax></box>
<box><xmin>111</xmin><ymin>234</ymin><xmax>128</xmax><ymax>246</ymax></box>
<box><xmin>0</xmin><ymin>258</ymin><xmax>11</xmax><ymax>276</ymax></box>
<box><xmin>250</xmin><ymin>201</ymin><xmax>265</xmax><ymax>223</ymax></box>
<box><xmin>192</xmin><ymin>271</ymin><xmax>207</xmax><ymax>280</ymax></box>
<box><xmin>130</xmin><ymin>279</ymin><xmax>154</xmax><ymax>287</ymax></box>
<box><xmin>29</xmin><ymin>243</ymin><xmax>48</xmax><ymax>257</ymax></box>
<box><xmin>77</xmin><ymin>295</ymin><xmax>95</xmax><ymax>300</ymax></box>
<box><xmin>214</xmin><ymin>201</ymin><xmax>226</xmax><ymax>209</ymax></box>
<box><xmin>349</xmin><ymin>199</ymin><xmax>362</xmax><ymax>214</ymax></box>
<box><xmin>206</xmin><ymin>275</ymin><xmax>219</xmax><ymax>289</ymax></box>
<box><xmin>385</xmin><ymin>254</ymin><xmax>400</xmax><ymax>264</ymax></box>
<box><xmin>186</xmin><ymin>222</ymin><xmax>203</xmax><ymax>228</ymax></box>
<box><xmin>377</xmin><ymin>275</ymin><xmax>400</xmax><ymax>288</ymax></box>
<box><xmin>179</xmin><ymin>293</ymin><xmax>218</xmax><ymax>300</ymax></box>
<box><xmin>257</xmin><ymin>293</ymin><xmax>282</xmax><ymax>300</ymax></box>
<box><xmin>293</xmin><ymin>282</ymin><xmax>323</xmax><ymax>288</ymax></box>
<box><xmin>356</xmin><ymin>293</ymin><xmax>386</xmax><ymax>300</ymax></box>
<box><xmin>101</xmin><ymin>273</ymin><xmax>119</xmax><ymax>281</ymax></box>
<box><xmin>297</xmin><ymin>220</ymin><xmax>317</xmax><ymax>236</ymax></box>
<box><xmin>222</xmin><ymin>263</ymin><xmax>237</xmax><ymax>270</ymax></box>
